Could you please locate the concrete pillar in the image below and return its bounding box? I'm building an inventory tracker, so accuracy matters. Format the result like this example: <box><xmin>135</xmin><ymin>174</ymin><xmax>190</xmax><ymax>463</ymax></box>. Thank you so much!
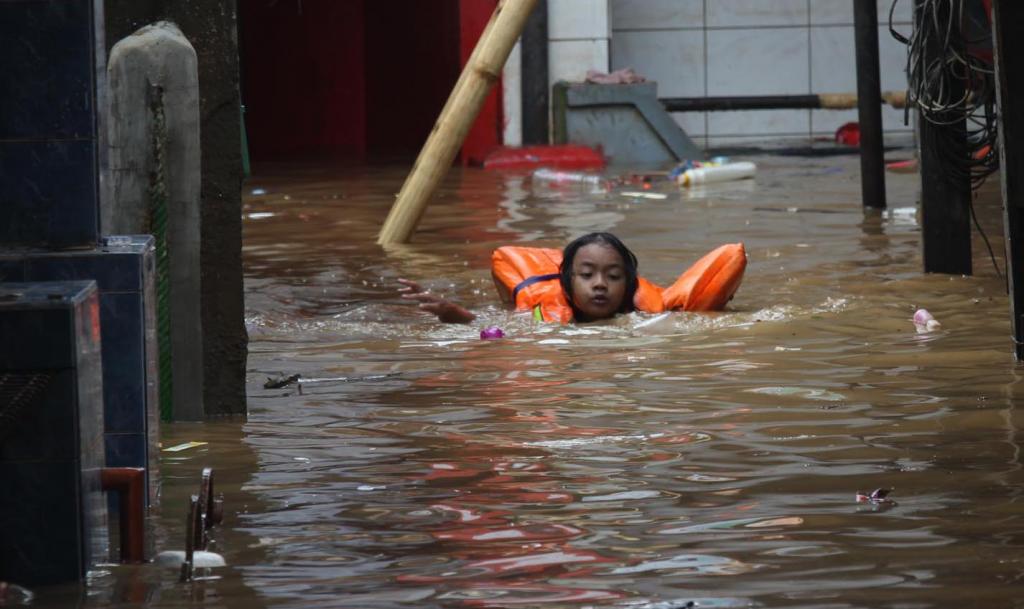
<box><xmin>105</xmin><ymin>21</ymin><xmax>203</xmax><ymax>421</ymax></box>
<box><xmin>105</xmin><ymin>1</ymin><xmax>247</xmax><ymax>418</ymax></box>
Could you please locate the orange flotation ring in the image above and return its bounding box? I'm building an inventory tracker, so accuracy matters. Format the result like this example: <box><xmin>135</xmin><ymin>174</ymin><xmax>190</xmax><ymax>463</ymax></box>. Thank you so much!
<box><xmin>491</xmin><ymin>243</ymin><xmax>747</xmax><ymax>323</ymax></box>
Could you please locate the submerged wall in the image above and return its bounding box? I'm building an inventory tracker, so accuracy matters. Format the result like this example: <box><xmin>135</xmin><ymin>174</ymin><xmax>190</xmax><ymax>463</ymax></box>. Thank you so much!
<box><xmin>105</xmin><ymin>0</ymin><xmax>247</xmax><ymax>417</ymax></box>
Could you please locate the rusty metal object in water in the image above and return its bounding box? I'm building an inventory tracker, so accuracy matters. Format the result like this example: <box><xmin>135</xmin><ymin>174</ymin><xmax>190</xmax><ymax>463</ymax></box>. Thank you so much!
<box><xmin>100</xmin><ymin>467</ymin><xmax>146</xmax><ymax>563</ymax></box>
<box><xmin>178</xmin><ymin>467</ymin><xmax>224</xmax><ymax>582</ymax></box>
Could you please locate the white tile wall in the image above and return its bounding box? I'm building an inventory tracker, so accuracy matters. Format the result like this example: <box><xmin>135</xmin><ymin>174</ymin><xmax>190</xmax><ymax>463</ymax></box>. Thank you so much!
<box><xmin>502</xmin><ymin>40</ymin><xmax>522</xmax><ymax>147</ymax></box>
<box><xmin>610</xmin><ymin>0</ymin><xmax>703</xmax><ymax>30</ymax></box>
<box><xmin>548</xmin><ymin>39</ymin><xmax>610</xmax><ymax>85</ymax></box>
<box><xmin>706</xmin><ymin>28</ymin><xmax>810</xmax><ymax>96</ymax></box>
<box><xmin>809</xmin><ymin>24</ymin><xmax>913</xmax><ymax>136</ymax></box>
<box><xmin>611</xmin><ymin>30</ymin><xmax>705</xmax><ymax>98</ymax></box>
<box><xmin>546</xmin><ymin>0</ymin><xmax>612</xmax><ymax>95</ymax></box>
<box><xmin>548</xmin><ymin>0</ymin><xmax>610</xmax><ymax>40</ymax></box>
<box><xmin>707</xmin><ymin>0</ymin><xmax>808</xmax><ymax>28</ymax></box>
<box><xmin>708</xmin><ymin>109</ymin><xmax>811</xmax><ymax>138</ymax></box>
<box><xmin>501</xmin><ymin>0</ymin><xmax>614</xmax><ymax>146</ymax></box>
<box><xmin>810</xmin><ymin>0</ymin><xmax>914</xmax><ymax>26</ymax></box>
<box><xmin>608</xmin><ymin>0</ymin><xmax>913</xmax><ymax>146</ymax></box>
<box><xmin>611</xmin><ymin>28</ymin><xmax>707</xmax><ymax>136</ymax></box>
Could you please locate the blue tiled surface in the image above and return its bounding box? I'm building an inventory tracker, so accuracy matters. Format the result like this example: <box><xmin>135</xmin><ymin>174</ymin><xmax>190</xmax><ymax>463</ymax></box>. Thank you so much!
<box><xmin>104</xmin><ymin>433</ymin><xmax>150</xmax><ymax>512</ymax></box>
<box><xmin>0</xmin><ymin>0</ymin><xmax>94</xmax><ymax>139</ymax></box>
<box><xmin>75</xmin><ymin>289</ymin><xmax>106</xmax><ymax>465</ymax></box>
<box><xmin>0</xmin><ymin>281</ymin><xmax>94</xmax><ymax>370</ymax></box>
<box><xmin>104</xmin><ymin>433</ymin><xmax>146</xmax><ymax>469</ymax></box>
<box><xmin>26</xmin><ymin>235</ymin><xmax>150</xmax><ymax>291</ymax></box>
<box><xmin>0</xmin><ymin>3</ymin><xmax>109</xmax><ymax>581</ymax></box>
<box><xmin>2</xmin><ymin>243</ymin><xmax>158</xmax><ymax>507</ymax></box>
<box><xmin>7</xmin><ymin>239</ymin><xmax>155</xmax><ymax>437</ymax></box>
<box><xmin>97</xmin><ymin>293</ymin><xmax>145</xmax><ymax>432</ymax></box>
<box><xmin>0</xmin><ymin>462</ymin><xmax>84</xmax><ymax>585</ymax></box>
<box><xmin>0</xmin><ymin>0</ymin><xmax>100</xmax><ymax>249</ymax></box>
<box><xmin>82</xmin><ymin>462</ymin><xmax>109</xmax><ymax>569</ymax></box>
<box><xmin>0</xmin><ymin>282</ymin><xmax>104</xmax><ymax>464</ymax></box>
<box><xmin>0</xmin><ymin>259</ymin><xmax>25</xmax><ymax>282</ymax></box>
<box><xmin>0</xmin><ymin>369</ymin><xmax>78</xmax><ymax>463</ymax></box>
<box><xmin>0</xmin><ymin>140</ymin><xmax>99</xmax><ymax>247</ymax></box>
<box><xmin>0</xmin><ymin>279</ymin><xmax>108</xmax><ymax>585</ymax></box>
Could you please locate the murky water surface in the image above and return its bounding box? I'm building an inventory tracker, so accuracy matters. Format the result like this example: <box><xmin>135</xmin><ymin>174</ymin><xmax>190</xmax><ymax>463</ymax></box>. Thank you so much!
<box><xmin>54</xmin><ymin>153</ymin><xmax>1024</xmax><ymax>607</ymax></box>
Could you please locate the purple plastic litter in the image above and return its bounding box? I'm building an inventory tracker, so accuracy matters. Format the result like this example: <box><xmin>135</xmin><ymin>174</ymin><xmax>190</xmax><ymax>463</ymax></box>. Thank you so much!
<box><xmin>480</xmin><ymin>326</ymin><xmax>505</xmax><ymax>340</ymax></box>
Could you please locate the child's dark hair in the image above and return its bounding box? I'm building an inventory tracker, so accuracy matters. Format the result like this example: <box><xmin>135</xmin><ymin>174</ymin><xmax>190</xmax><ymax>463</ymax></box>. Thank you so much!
<box><xmin>559</xmin><ymin>232</ymin><xmax>639</xmax><ymax>320</ymax></box>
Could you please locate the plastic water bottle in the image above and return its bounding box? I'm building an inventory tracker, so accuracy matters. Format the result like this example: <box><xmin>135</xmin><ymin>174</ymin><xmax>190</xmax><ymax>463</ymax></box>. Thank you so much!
<box><xmin>677</xmin><ymin>161</ymin><xmax>757</xmax><ymax>187</ymax></box>
<box><xmin>531</xmin><ymin>168</ymin><xmax>609</xmax><ymax>191</ymax></box>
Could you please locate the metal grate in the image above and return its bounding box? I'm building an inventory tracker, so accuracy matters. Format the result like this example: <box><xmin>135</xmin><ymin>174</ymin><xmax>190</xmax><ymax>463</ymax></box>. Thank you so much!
<box><xmin>0</xmin><ymin>371</ymin><xmax>55</xmax><ymax>442</ymax></box>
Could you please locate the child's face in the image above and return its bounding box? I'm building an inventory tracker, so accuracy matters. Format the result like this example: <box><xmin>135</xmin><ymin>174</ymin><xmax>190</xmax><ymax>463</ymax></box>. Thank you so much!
<box><xmin>569</xmin><ymin>243</ymin><xmax>627</xmax><ymax>320</ymax></box>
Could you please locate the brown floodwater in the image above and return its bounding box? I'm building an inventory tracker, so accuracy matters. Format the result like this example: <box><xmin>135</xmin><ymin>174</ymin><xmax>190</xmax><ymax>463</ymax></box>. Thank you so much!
<box><xmin>40</xmin><ymin>151</ymin><xmax>1024</xmax><ymax>608</ymax></box>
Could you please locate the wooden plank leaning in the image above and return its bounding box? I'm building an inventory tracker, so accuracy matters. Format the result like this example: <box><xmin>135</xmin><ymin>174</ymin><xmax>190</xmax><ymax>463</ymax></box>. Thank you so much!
<box><xmin>378</xmin><ymin>0</ymin><xmax>539</xmax><ymax>245</ymax></box>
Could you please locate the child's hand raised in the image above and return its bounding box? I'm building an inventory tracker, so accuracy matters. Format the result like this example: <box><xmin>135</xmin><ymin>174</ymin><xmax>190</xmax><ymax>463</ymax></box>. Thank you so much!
<box><xmin>397</xmin><ymin>278</ymin><xmax>476</xmax><ymax>324</ymax></box>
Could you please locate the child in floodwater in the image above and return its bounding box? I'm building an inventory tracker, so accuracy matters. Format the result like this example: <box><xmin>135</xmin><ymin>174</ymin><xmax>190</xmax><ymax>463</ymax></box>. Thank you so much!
<box><xmin>399</xmin><ymin>232</ymin><xmax>639</xmax><ymax>324</ymax></box>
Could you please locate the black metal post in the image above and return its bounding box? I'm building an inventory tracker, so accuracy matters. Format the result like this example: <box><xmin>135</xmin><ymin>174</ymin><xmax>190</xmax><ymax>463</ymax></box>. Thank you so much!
<box><xmin>993</xmin><ymin>0</ymin><xmax>1024</xmax><ymax>360</ymax></box>
<box><xmin>916</xmin><ymin>0</ymin><xmax>972</xmax><ymax>274</ymax></box>
<box><xmin>663</xmin><ymin>95</ymin><xmax>828</xmax><ymax>112</ymax></box>
<box><xmin>853</xmin><ymin>0</ymin><xmax>886</xmax><ymax>210</ymax></box>
<box><xmin>521</xmin><ymin>0</ymin><xmax>548</xmax><ymax>145</ymax></box>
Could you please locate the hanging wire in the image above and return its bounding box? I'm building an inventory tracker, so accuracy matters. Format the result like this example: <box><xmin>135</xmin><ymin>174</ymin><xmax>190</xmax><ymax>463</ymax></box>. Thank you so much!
<box><xmin>889</xmin><ymin>0</ymin><xmax>1003</xmax><ymax>278</ymax></box>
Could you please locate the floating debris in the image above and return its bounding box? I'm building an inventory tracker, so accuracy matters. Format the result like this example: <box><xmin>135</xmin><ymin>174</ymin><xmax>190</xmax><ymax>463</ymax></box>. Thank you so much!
<box><xmin>162</xmin><ymin>441</ymin><xmax>208</xmax><ymax>453</ymax></box>
<box><xmin>300</xmin><ymin>372</ymin><xmax>401</xmax><ymax>384</ymax></box>
<box><xmin>265</xmin><ymin>372</ymin><xmax>402</xmax><ymax>394</ymax></box>
<box><xmin>619</xmin><ymin>191</ymin><xmax>668</xmax><ymax>200</ymax></box>
<box><xmin>264</xmin><ymin>373</ymin><xmax>300</xmax><ymax>389</ymax></box>
<box><xmin>913</xmin><ymin>308</ymin><xmax>941</xmax><ymax>333</ymax></box>
<box><xmin>0</xmin><ymin>582</ymin><xmax>34</xmax><ymax>604</ymax></box>
<box><xmin>154</xmin><ymin>550</ymin><xmax>225</xmax><ymax>568</ymax></box>
<box><xmin>480</xmin><ymin>326</ymin><xmax>505</xmax><ymax>340</ymax></box>
<box><xmin>856</xmin><ymin>488</ymin><xmax>896</xmax><ymax>506</ymax></box>
<box><xmin>678</xmin><ymin>162</ymin><xmax>757</xmax><ymax>187</ymax></box>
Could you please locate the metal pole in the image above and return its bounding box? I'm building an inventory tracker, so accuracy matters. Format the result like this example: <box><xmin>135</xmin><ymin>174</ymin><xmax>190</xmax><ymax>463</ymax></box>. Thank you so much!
<box><xmin>661</xmin><ymin>92</ymin><xmax>906</xmax><ymax>112</ymax></box>
<box><xmin>993</xmin><ymin>0</ymin><xmax>1024</xmax><ymax>360</ymax></box>
<box><xmin>853</xmin><ymin>0</ymin><xmax>886</xmax><ymax>210</ymax></box>
<box><xmin>521</xmin><ymin>0</ymin><xmax>548</xmax><ymax>145</ymax></box>
<box><xmin>916</xmin><ymin>0</ymin><xmax>972</xmax><ymax>274</ymax></box>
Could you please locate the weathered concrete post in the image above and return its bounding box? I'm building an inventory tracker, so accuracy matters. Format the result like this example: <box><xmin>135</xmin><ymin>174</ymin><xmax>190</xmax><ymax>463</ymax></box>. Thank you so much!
<box><xmin>105</xmin><ymin>22</ymin><xmax>204</xmax><ymax>421</ymax></box>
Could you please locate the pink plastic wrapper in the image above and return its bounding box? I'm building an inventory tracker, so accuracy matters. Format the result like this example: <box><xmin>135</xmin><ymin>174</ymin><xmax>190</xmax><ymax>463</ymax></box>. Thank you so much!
<box><xmin>913</xmin><ymin>308</ymin><xmax>941</xmax><ymax>332</ymax></box>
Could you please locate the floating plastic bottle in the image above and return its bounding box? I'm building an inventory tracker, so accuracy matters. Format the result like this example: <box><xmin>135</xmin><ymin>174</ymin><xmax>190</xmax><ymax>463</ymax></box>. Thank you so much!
<box><xmin>531</xmin><ymin>167</ymin><xmax>609</xmax><ymax>191</ymax></box>
<box><xmin>677</xmin><ymin>162</ymin><xmax>757</xmax><ymax>187</ymax></box>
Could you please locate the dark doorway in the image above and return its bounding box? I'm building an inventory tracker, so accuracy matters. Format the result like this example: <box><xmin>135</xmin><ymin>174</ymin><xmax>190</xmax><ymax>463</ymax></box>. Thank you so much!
<box><xmin>239</xmin><ymin>0</ymin><xmax>460</xmax><ymax>164</ymax></box>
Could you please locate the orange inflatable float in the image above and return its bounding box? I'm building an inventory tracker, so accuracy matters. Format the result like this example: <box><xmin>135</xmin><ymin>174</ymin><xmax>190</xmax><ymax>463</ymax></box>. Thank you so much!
<box><xmin>491</xmin><ymin>243</ymin><xmax>747</xmax><ymax>323</ymax></box>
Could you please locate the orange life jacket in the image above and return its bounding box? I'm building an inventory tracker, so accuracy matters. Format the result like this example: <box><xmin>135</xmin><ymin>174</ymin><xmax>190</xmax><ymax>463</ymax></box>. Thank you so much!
<box><xmin>491</xmin><ymin>243</ymin><xmax>747</xmax><ymax>323</ymax></box>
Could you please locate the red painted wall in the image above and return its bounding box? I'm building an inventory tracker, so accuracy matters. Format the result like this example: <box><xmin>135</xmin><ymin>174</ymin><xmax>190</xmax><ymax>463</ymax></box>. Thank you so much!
<box><xmin>239</xmin><ymin>0</ymin><xmax>502</xmax><ymax>164</ymax></box>
<box><xmin>240</xmin><ymin>0</ymin><xmax>366</xmax><ymax>161</ymax></box>
<box><xmin>459</xmin><ymin>0</ymin><xmax>502</xmax><ymax>166</ymax></box>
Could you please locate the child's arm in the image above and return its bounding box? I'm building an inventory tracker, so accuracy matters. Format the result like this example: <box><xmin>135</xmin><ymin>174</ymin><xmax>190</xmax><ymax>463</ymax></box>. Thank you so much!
<box><xmin>398</xmin><ymin>278</ymin><xmax>477</xmax><ymax>324</ymax></box>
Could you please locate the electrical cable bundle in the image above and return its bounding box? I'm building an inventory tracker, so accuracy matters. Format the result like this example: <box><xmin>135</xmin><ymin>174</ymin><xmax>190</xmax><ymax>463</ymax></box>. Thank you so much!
<box><xmin>890</xmin><ymin>0</ymin><xmax>1003</xmax><ymax>278</ymax></box>
<box><xmin>890</xmin><ymin>0</ymin><xmax>998</xmax><ymax>190</ymax></box>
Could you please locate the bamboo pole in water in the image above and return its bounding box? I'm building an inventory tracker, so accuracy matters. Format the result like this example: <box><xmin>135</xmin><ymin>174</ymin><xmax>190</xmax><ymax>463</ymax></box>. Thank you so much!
<box><xmin>378</xmin><ymin>0</ymin><xmax>538</xmax><ymax>245</ymax></box>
